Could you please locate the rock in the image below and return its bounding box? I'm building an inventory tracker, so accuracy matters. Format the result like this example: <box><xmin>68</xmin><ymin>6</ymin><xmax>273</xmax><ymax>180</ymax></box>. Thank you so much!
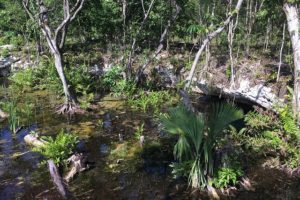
<box><xmin>0</xmin><ymin>56</ymin><xmax>21</xmax><ymax>77</ymax></box>
<box><xmin>152</xmin><ymin>65</ymin><xmax>178</xmax><ymax>88</ymax></box>
<box><xmin>103</xmin><ymin>113</ymin><xmax>112</xmax><ymax>130</ymax></box>
<box><xmin>0</xmin><ymin>45</ymin><xmax>14</xmax><ymax>50</ymax></box>
<box><xmin>196</xmin><ymin>79</ymin><xmax>283</xmax><ymax>111</ymax></box>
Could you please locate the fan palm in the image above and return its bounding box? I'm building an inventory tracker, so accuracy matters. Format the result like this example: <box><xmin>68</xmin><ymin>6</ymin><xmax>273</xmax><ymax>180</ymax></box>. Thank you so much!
<box><xmin>160</xmin><ymin>103</ymin><xmax>243</xmax><ymax>188</ymax></box>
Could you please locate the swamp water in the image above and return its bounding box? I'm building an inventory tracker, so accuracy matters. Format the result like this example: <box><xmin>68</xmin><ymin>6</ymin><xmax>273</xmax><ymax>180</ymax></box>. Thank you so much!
<box><xmin>0</xmin><ymin>82</ymin><xmax>300</xmax><ymax>199</ymax></box>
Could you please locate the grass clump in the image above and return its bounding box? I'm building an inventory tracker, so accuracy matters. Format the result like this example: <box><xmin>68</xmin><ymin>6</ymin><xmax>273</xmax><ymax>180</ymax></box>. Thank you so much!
<box><xmin>128</xmin><ymin>90</ymin><xmax>174</xmax><ymax>113</ymax></box>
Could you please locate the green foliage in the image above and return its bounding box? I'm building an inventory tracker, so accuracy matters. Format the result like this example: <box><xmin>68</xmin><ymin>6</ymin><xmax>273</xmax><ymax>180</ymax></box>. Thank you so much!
<box><xmin>102</xmin><ymin>66</ymin><xmax>136</xmax><ymax>96</ymax></box>
<box><xmin>128</xmin><ymin>90</ymin><xmax>172</xmax><ymax>113</ymax></box>
<box><xmin>212</xmin><ymin>167</ymin><xmax>243</xmax><ymax>189</ymax></box>
<box><xmin>277</xmin><ymin>105</ymin><xmax>300</xmax><ymax>141</ymax></box>
<box><xmin>244</xmin><ymin>110</ymin><xmax>274</xmax><ymax>134</ymax></box>
<box><xmin>0</xmin><ymin>99</ymin><xmax>19</xmax><ymax>135</ymax></box>
<box><xmin>160</xmin><ymin>103</ymin><xmax>243</xmax><ymax>188</ymax></box>
<box><xmin>0</xmin><ymin>48</ymin><xmax>10</xmax><ymax>57</ymax></box>
<box><xmin>33</xmin><ymin>130</ymin><xmax>79</xmax><ymax>165</ymax></box>
<box><xmin>9</xmin><ymin>68</ymin><xmax>35</xmax><ymax>90</ymax></box>
<box><xmin>169</xmin><ymin>161</ymin><xmax>192</xmax><ymax>179</ymax></box>
<box><xmin>134</xmin><ymin>123</ymin><xmax>144</xmax><ymax>140</ymax></box>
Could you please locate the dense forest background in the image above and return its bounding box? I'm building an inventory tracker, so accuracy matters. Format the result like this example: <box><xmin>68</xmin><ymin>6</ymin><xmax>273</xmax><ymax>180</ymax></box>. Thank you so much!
<box><xmin>1</xmin><ymin>0</ymin><xmax>300</xmax><ymax>198</ymax></box>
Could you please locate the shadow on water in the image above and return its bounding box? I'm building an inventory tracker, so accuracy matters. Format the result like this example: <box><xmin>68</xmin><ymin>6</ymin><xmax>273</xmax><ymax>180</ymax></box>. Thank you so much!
<box><xmin>0</xmin><ymin>83</ymin><xmax>299</xmax><ymax>199</ymax></box>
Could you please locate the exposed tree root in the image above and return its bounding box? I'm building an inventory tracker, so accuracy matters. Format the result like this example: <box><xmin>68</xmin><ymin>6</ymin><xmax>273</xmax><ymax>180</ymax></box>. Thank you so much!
<box><xmin>56</xmin><ymin>102</ymin><xmax>85</xmax><ymax>115</ymax></box>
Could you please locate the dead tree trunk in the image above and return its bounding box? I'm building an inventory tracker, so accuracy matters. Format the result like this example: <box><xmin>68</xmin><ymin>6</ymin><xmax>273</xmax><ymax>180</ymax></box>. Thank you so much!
<box><xmin>22</xmin><ymin>0</ymin><xmax>85</xmax><ymax>113</ymax></box>
<box><xmin>134</xmin><ymin>0</ymin><xmax>181</xmax><ymax>83</ymax></box>
<box><xmin>185</xmin><ymin>0</ymin><xmax>245</xmax><ymax>90</ymax></box>
<box><xmin>284</xmin><ymin>3</ymin><xmax>300</xmax><ymax>122</ymax></box>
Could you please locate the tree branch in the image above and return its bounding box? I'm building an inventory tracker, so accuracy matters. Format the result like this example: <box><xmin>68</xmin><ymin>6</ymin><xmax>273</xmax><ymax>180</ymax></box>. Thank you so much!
<box><xmin>185</xmin><ymin>0</ymin><xmax>245</xmax><ymax>90</ymax></box>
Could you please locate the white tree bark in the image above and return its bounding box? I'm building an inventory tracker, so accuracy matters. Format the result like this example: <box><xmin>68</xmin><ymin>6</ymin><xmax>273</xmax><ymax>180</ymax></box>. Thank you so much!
<box><xmin>22</xmin><ymin>0</ymin><xmax>84</xmax><ymax>110</ymax></box>
<box><xmin>277</xmin><ymin>22</ymin><xmax>286</xmax><ymax>82</ymax></box>
<box><xmin>185</xmin><ymin>0</ymin><xmax>245</xmax><ymax>90</ymax></box>
<box><xmin>284</xmin><ymin>3</ymin><xmax>300</xmax><ymax>121</ymax></box>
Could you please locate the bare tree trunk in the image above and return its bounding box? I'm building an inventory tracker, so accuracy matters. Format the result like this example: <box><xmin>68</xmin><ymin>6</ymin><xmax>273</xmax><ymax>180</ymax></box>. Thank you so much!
<box><xmin>185</xmin><ymin>0</ymin><xmax>245</xmax><ymax>90</ymax></box>
<box><xmin>54</xmin><ymin>53</ymin><xmax>77</xmax><ymax>104</ymax></box>
<box><xmin>126</xmin><ymin>0</ymin><xmax>156</xmax><ymax>78</ymax></box>
<box><xmin>277</xmin><ymin>22</ymin><xmax>286</xmax><ymax>82</ymax></box>
<box><xmin>22</xmin><ymin>0</ymin><xmax>85</xmax><ymax>113</ymax></box>
<box><xmin>227</xmin><ymin>0</ymin><xmax>239</xmax><ymax>87</ymax></box>
<box><xmin>122</xmin><ymin>0</ymin><xmax>127</xmax><ymax>49</ymax></box>
<box><xmin>134</xmin><ymin>0</ymin><xmax>181</xmax><ymax>83</ymax></box>
<box><xmin>284</xmin><ymin>3</ymin><xmax>300</xmax><ymax>122</ymax></box>
<box><xmin>264</xmin><ymin>17</ymin><xmax>271</xmax><ymax>52</ymax></box>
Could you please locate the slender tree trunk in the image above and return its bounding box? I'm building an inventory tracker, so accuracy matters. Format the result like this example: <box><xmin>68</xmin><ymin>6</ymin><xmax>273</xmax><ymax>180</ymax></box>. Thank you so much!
<box><xmin>126</xmin><ymin>0</ymin><xmax>156</xmax><ymax>78</ymax></box>
<box><xmin>54</xmin><ymin>53</ymin><xmax>77</xmax><ymax>104</ymax></box>
<box><xmin>227</xmin><ymin>0</ymin><xmax>239</xmax><ymax>87</ymax></box>
<box><xmin>134</xmin><ymin>0</ymin><xmax>181</xmax><ymax>83</ymax></box>
<box><xmin>277</xmin><ymin>23</ymin><xmax>286</xmax><ymax>82</ymax></box>
<box><xmin>284</xmin><ymin>3</ymin><xmax>300</xmax><ymax>122</ymax></box>
<box><xmin>185</xmin><ymin>0</ymin><xmax>245</xmax><ymax>90</ymax></box>
<box><xmin>264</xmin><ymin>17</ymin><xmax>271</xmax><ymax>52</ymax></box>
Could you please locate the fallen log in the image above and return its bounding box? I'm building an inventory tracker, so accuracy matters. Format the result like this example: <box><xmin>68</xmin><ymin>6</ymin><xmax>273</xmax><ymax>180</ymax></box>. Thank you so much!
<box><xmin>24</xmin><ymin>134</ymin><xmax>46</xmax><ymax>148</ymax></box>
<box><xmin>196</xmin><ymin>79</ymin><xmax>283</xmax><ymax>111</ymax></box>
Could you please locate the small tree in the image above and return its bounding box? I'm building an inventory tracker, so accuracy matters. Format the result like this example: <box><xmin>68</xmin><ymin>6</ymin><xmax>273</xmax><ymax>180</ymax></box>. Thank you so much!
<box><xmin>22</xmin><ymin>0</ymin><xmax>85</xmax><ymax>113</ymax></box>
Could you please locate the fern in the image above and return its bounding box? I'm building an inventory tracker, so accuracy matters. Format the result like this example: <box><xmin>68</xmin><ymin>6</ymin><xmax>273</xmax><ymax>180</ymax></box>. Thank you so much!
<box><xmin>278</xmin><ymin>105</ymin><xmax>300</xmax><ymax>141</ymax></box>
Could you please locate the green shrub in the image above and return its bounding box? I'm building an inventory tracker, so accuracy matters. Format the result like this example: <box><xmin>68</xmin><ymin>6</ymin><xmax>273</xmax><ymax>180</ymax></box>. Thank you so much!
<box><xmin>33</xmin><ymin>130</ymin><xmax>79</xmax><ymax>165</ymax></box>
<box><xmin>277</xmin><ymin>105</ymin><xmax>300</xmax><ymax>142</ymax></box>
<box><xmin>212</xmin><ymin>167</ymin><xmax>243</xmax><ymax>189</ymax></box>
<box><xmin>128</xmin><ymin>90</ymin><xmax>172</xmax><ymax>113</ymax></box>
<box><xmin>244</xmin><ymin>110</ymin><xmax>275</xmax><ymax>134</ymax></box>
<box><xmin>102</xmin><ymin>65</ymin><xmax>136</xmax><ymax>96</ymax></box>
<box><xmin>160</xmin><ymin>103</ymin><xmax>243</xmax><ymax>188</ymax></box>
<box><xmin>0</xmin><ymin>48</ymin><xmax>10</xmax><ymax>57</ymax></box>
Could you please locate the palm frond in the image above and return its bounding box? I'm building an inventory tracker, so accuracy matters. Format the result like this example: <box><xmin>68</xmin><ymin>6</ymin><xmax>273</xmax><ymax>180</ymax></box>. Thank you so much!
<box><xmin>208</xmin><ymin>103</ymin><xmax>243</xmax><ymax>137</ymax></box>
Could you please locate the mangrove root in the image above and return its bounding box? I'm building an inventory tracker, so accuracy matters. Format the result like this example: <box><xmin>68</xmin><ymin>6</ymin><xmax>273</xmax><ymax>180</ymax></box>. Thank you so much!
<box><xmin>56</xmin><ymin>102</ymin><xmax>85</xmax><ymax>115</ymax></box>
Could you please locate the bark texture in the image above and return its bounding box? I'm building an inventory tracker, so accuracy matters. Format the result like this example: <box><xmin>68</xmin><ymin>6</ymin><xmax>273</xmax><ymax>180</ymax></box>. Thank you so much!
<box><xmin>284</xmin><ymin>3</ymin><xmax>300</xmax><ymax>121</ymax></box>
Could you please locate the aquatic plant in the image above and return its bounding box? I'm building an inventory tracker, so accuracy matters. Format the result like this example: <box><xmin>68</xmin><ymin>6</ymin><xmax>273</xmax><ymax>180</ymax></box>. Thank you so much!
<box><xmin>134</xmin><ymin>123</ymin><xmax>144</xmax><ymax>140</ymax></box>
<box><xmin>128</xmin><ymin>90</ymin><xmax>173</xmax><ymax>113</ymax></box>
<box><xmin>20</xmin><ymin>101</ymin><xmax>34</xmax><ymax>126</ymax></box>
<box><xmin>1</xmin><ymin>99</ymin><xmax>19</xmax><ymax>135</ymax></box>
<box><xmin>33</xmin><ymin>130</ymin><xmax>79</xmax><ymax>165</ymax></box>
<box><xmin>160</xmin><ymin>103</ymin><xmax>243</xmax><ymax>188</ymax></box>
